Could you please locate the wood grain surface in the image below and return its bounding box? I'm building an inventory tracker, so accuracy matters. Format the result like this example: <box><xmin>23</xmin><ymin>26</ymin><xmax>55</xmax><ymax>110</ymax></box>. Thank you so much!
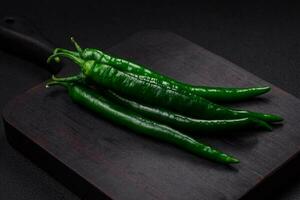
<box><xmin>3</xmin><ymin>30</ymin><xmax>300</xmax><ymax>200</ymax></box>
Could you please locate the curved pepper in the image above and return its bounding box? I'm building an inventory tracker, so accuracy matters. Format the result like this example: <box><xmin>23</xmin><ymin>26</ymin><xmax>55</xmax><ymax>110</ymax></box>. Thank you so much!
<box><xmin>101</xmin><ymin>89</ymin><xmax>272</xmax><ymax>132</ymax></box>
<box><xmin>47</xmin><ymin>52</ymin><xmax>282</xmax><ymax>123</ymax></box>
<box><xmin>46</xmin><ymin>80</ymin><xmax>239</xmax><ymax>164</ymax></box>
<box><xmin>51</xmin><ymin>37</ymin><xmax>271</xmax><ymax>102</ymax></box>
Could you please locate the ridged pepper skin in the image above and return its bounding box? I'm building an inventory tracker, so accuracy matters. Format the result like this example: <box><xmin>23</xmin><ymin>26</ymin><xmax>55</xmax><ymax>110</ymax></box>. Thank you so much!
<box><xmin>87</xmin><ymin>62</ymin><xmax>281</xmax><ymax>122</ymax></box>
<box><xmin>47</xmin><ymin>50</ymin><xmax>281</xmax><ymax>123</ymax></box>
<box><xmin>102</xmin><ymin>90</ymin><xmax>272</xmax><ymax>132</ymax></box>
<box><xmin>95</xmin><ymin>52</ymin><xmax>271</xmax><ymax>102</ymax></box>
<box><xmin>51</xmin><ymin>38</ymin><xmax>271</xmax><ymax>102</ymax></box>
<box><xmin>46</xmin><ymin>81</ymin><xmax>239</xmax><ymax>164</ymax></box>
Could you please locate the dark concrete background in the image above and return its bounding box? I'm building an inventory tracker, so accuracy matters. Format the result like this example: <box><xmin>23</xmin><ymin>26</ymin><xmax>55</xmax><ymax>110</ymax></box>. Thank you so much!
<box><xmin>0</xmin><ymin>1</ymin><xmax>299</xmax><ymax>199</ymax></box>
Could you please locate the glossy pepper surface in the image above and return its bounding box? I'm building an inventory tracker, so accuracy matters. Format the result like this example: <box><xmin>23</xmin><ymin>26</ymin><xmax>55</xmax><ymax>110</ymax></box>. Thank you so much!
<box><xmin>49</xmin><ymin>75</ymin><xmax>272</xmax><ymax>132</ymax></box>
<box><xmin>47</xmin><ymin>52</ymin><xmax>282</xmax><ymax>123</ymax></box>
<box><xmin>50</xmin><ymin>37</ymin><xmax>271</xmax><ymax>102</ymax></box>
<box><xmin>46</xmin><ymin>80</ymin><xmax>239</xmax><ymax>164</ymax></box>
<box><xmin>101</xmin><ymin>89</ymin><xmax>273</xmax><ymax>132</ymax></box>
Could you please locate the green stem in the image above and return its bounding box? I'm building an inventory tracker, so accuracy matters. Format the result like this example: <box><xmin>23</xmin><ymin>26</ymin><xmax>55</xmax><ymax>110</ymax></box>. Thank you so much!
<box><xmin>53</xmin><ymin>48</ymin><xmax>80</xmax><ymax>57</ymax></box>
<box><xmin>70</xmin><ymin>36</ymin><xmax>83</xmax><ymax>54</ymax></box>
<box><xmin>46</xmin><ymin>79</ymin><xmax>71</xmax><ymax>89</ymax></box>
<box><xmin>51</xmin><ymin>73</ymin><xmax>85</xmax><ymax>83</ymax></box>
<box><xmin>47</xmin><ymin>52</ymin><xmax>84</xmax><ymax>67</ymax></box>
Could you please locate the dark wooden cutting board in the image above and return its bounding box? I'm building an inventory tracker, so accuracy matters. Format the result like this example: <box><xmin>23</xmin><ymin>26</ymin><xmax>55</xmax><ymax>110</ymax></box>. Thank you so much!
<box><xmin>3</xmin><ymin>31</ymin><xmax>300</xmax><ymax>200</ymax></box>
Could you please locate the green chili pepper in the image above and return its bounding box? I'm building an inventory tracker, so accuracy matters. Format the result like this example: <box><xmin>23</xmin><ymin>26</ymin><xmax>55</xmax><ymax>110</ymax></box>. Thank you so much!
<box><xmin>47</xmin><ymin>52</ymin><xmax>282</xmax><ymax>123</ymax></box>
<box><xmin>46</xmin><ymin>80</ymin><xmax>239</xmax><ymax>164</ymax></box>
<box><xmin>100</xmin><ymin>89</ymin><xmax>273</xmax><ymax>132</ymax></box>
<box><xmin>51</xmin><ymin>37</ymin><xmax>271</xmax><ymax>102</ymax></box>
<box><xmin>49</xmin><ymin>75</ymin><xmax>272</xmax><ymax>132</ymax></box>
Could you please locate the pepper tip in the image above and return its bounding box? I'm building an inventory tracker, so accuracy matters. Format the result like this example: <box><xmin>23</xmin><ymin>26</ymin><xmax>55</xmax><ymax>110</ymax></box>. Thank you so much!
<box><xmin>229</xmin><ymin>157</ymin><xmax>240</xmax><ymax>164</ymax></box>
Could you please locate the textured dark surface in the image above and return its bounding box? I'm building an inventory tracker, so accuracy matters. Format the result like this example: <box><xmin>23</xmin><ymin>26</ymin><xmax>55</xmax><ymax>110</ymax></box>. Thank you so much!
<box><xmin>0</xmin><ymin>1</ymin><xmax>300</xmax><ymax>200</ymax></box>
<box><xmin>3</xmin><ymin>31</ymin><xmax>300</xmax><ymax>200</ymax></box>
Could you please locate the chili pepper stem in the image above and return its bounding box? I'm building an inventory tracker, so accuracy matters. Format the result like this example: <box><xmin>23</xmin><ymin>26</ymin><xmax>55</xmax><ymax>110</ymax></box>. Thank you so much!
<box><xmin>70</xmin><ymin>36</ymin><xmax>83</xmax><ymax>54</ymax></box>
<box><xmin>46</xmin><ymin>79</ymin><xmax>71</xmax><ymax>89</ymax></box>
<box><xmin>51</xmin><ymin>74</ymin><xmax>85</xmax><ymax>83</ymax></box>
<box><xmin>47</xmin><ymin>52</ymin><xmax>84</xmax><ymax>67</ymax></box>
<box><xmin>53</xmin><ymin>48</ymin><xmax>80</xmax><ymax>57</ymax></box>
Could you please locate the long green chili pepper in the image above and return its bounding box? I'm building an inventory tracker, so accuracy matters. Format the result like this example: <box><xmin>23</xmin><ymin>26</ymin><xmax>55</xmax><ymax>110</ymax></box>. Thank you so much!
<box><xmin>47</xmin><ymin>52</ymin><xmax>283</xmax><ymax>123</ymax></box>
<box><xmin>51</xmin><ymin>37</ymin><xmax>271</xmax><ymax>102</ymax></box>
<box><xmin>45</xmin><ymin>80</ymin><xmax>239</xmax><ymax>164</ymax></box>
<box><xmin>49</xmin><ymin>75</ymin><xmax>272</xmax><ymax>132</ymax></box>
<box><xmin>99</xmin><ymin>89</ymin><xmax>273</xmax><ymax>132</ymax></box>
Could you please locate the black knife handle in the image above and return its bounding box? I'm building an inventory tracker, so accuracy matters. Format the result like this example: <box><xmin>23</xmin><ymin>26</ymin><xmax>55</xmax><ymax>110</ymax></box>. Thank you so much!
<box><xmin>0</xmin><ymin>16</ymin><xmax>62</xmax><ymax>74</ymax></box>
